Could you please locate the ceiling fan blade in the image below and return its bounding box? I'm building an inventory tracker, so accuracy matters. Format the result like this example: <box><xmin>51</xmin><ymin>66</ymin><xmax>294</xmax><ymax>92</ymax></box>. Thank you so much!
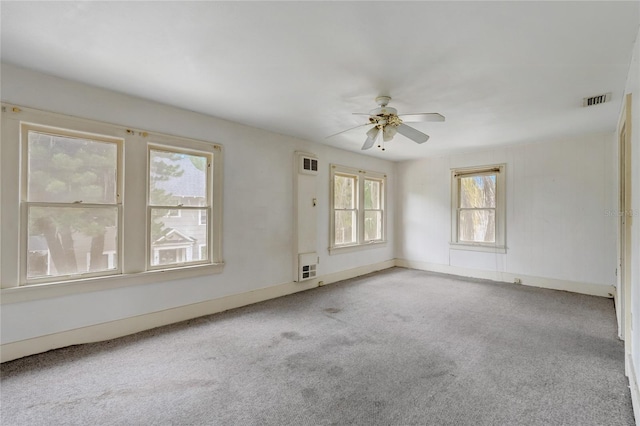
<box><xmin>326</xmin><ymin>122</ymin><xmax>373</xmax><ymax>139</ymax></box>
<box><xmin>396</xmin><ymin>123</ymin><xmax>430</xmax><ymax>144</ymax></box>
<box><xmin>398</xmin><ymin>113</ymin><xmax>445</xmax><ymax>123</ymax></box>
<box><xmin>361</xmin><ymin>128</ymin><xmax>379</xmax><ymax>150</ymax></box>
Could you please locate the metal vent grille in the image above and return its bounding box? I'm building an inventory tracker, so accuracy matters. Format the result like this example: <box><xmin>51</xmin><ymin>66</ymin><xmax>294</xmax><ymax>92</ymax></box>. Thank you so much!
<box><xmin>301</xmin><ymin>263</ymin><xmax>316</xmax><ymax>280</ymax></box>
<box><xmin>303</xmin><ymin>158</ymin><xmax>318</xmax><ymax>171</ymax></box>
<box><xmin>298</xmin><ymin>152</ymin><xmax>318</xmax><ymax>176</ymax></box>
<box><xmin>583</xmin><ymin>93</ymin><xmax>611</xmax><ymax>107</ymax></box>
<box><xmin>298</xmin><ymin>253</ymin><xmax>318</xmax><ymax>281</ymax></box>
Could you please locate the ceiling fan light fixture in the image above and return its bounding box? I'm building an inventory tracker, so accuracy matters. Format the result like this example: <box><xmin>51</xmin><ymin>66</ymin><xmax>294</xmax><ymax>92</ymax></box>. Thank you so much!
<box><xmin>383</xmin><ymin>125</ymin><xmax>397</xmax><ymax>142</ymax></box>
<box><xmin>366</xmin><ymin>126</ymin><xmax>379</xmax><ymax>139</ymax></box>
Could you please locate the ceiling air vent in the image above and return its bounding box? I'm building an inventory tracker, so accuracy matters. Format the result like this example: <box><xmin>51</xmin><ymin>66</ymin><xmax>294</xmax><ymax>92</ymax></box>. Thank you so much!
<box><xmin>583</xmin><ymin>93</ymin><xmax>611</xmax><ymax>107</ymax></box>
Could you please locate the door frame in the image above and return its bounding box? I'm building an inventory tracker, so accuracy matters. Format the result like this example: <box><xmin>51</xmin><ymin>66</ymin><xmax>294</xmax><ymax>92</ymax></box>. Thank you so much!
<box><xmin>617</xmin><ymin>93</ymin><xmax>633</xmax><ymax>365</ymax></box>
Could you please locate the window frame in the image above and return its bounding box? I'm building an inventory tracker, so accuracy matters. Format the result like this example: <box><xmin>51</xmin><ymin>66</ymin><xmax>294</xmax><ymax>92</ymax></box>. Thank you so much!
<box><xmin>147</xmin><ymin>144</ymin><xmax>213</xmax><ymax>271</ymax></box>
<box><xmin>1</xmin><ymin>103</ymin><xmax>224</xmax><ymax>302</ymax></box>
<box><xmin>329</xmin><ymin>164</ymin><xmax>386</xmax><ymax>254</ymax></box>
<box><xmin>363</xmin><ymin>177</ymin><xmax>384</xmax><ymax>242</ymax></box>
<box><xmin>20</xmin><ymin>122</ymin><xmax>124</xmax><ymax>285</ymax></box>
<box><xmin>450</xmin><ymin>164</ymin><xmax>506</xmax><ymax>253</ymax></box>
<box><xmin>332</xmin><ymin>172</ymin><xmax>358</xmax><ymax>246</ymax></box>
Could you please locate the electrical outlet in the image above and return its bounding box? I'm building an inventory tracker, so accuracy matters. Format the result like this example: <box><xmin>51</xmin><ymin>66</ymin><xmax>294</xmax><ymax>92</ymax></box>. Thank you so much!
<box><xmin>318</xmin><ymin>281</ymin><xmax>324</xmax><ymax>286</ymax></box>
<box><xmin>514</xmin><ymin>278</ymin><xmax>522</xmax><ymax>284</ymax></box>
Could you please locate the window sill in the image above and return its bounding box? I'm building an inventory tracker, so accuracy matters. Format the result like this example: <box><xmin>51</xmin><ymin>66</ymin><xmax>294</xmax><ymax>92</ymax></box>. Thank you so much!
<box><xmin>329</xmin><ymin>241</ymin><xmax>387</xmax><ymax>255</ymax></box>
<box><xmin>1</xmin><ymin>262</ymin><xmax>225</xmax><ymax>304</ymax></box>
<box><xmin>449</xmin><ymin>243</ymin><xmax>506</xmax><ymax>254</ymax></box>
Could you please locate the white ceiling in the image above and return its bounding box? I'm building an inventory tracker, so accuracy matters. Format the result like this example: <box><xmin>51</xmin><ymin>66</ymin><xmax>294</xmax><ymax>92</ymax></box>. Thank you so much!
<box><xmin>1</xmin><ymin>1</ymin><xmax>638</xmax><ymax>161</ymax></box>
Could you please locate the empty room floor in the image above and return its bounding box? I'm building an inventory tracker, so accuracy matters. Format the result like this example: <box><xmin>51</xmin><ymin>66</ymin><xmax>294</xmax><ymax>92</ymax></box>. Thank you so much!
<box><xmin>0</xmin><ymin>268</ymin><xmax>634</xmax><ymax>425</ymax></box>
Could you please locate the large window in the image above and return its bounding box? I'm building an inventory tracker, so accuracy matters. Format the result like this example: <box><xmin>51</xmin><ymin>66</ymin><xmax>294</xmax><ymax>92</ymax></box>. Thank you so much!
<box><xmin>148</xmin><ymin>146</ymin><xmax>212</xmax><ymax>268</ymax></box>
<box><xmin>333</xmin><ymin>173</ymin><xmax>357</xmax><ymax>245</ymax></box>
<box><xmin>451</xmin><ymin>164</ymin><xmax>506</xmax><ymax>252</ymax></box>
<box><xmin>24</xmin><ymin>124</ymin><xmax>122</xmax><ymax>282</ymax></box>
<box><xmin>330</xmin><ymin>165</ymin><xmax>386</xmax><ymax>253</ymax></box>
<box><xmin>1</xmin><ymin>104</ymin><xmax>224</xmax><ymax>293</ymax></box>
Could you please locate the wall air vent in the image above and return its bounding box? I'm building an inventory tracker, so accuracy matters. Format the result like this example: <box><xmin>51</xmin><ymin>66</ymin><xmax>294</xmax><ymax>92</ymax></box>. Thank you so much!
<box><xmin>298</xmin><ymin>152</ymin><xmax>318</xmax><ymax>175</ymax></box>
<box><xmin>298</xmin><ymin>252</ymin><xmax>318</xmax><ymax>282</ymax></box>
<box><xmin>583</xmin><ymin>93</ymin><xmax>611</xmax><ymax>107</ymax></box>
<box><xmin>303</xmin><ymin>157</ymin><xmax>318</xmax><ymax>172</ymax></box>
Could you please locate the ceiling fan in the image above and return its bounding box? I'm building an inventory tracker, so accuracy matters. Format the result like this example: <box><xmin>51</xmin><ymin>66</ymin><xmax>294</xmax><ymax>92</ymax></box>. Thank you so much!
<box><xmin>329</xmin><ymin>96</ymin><xmax>445</xmax><ymax>151</ymax></box>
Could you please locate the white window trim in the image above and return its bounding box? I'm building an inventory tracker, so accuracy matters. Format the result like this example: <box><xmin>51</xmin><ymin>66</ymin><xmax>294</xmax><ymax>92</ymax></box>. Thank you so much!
<box><xmin>147</xmin><ymin>143</ymin><xmax>213</xmax><ymax>271</ymax></box>
<box><xmin>329</xmin><ymin>164</ymin><xmax>387</xmax><ymax>254</ymax></box>
<box><xmin>450</xmin><ymin>164</ymin><xmax>506</xmax><ymax>253</ymax></box>
<box><xmin>20</xmin><ymin>122</ymin><xmax>124</xmax><ymax>285</ymax></box>
<box><xmin>1</xmin><ymin>103</ymin><xmax>225</xmax><ymax>303</ymax></box>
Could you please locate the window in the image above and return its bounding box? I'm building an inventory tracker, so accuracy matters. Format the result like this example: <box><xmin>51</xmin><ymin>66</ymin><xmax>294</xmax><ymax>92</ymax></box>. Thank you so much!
<box><xmin>364</xmin><ymin>178</ymin><xmax>383</xmax><ymax>241</ymax></box>
<box><xmin>451</xmin><ymin>164</ymin><xmax>506</xmax><ymax>252</ymax></box>
<box><xmin>330</xmin><ymin>165</ymin><xmax>386</xmax><ymax>253</ymax></box>
<box><xmin>148</xmin><ymin>146</ymin><xmax>211</xmax><ymax>268</ymax></box>
<box><xmin>23</xmin><ymin>123</ymin><xmax>122</xmax><ymax>283</ymax></box>
<box><xmin>1</xmin><ymin>103</ymin><xmax>224</xmax><ymax>294</ymax></box>
<box><xmin>333</xmin><ymin>173</ymin><xmax>357</xmax><ymax>245</ymax></box>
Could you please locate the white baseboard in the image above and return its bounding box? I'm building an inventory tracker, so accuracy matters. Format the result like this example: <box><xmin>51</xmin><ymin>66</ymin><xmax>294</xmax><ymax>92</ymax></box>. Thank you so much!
<box><xmin>1</xmin><ymin>260</ymin><xmax>394</xmax><ymax>363</ymax></box>
<box><xmin>628</xmin><ymin>354</ymin><xmax>640</xmax><ymax>426</ymax></box>
<box><xmin>320</xmin><ymin>259</ymin><xmax>396</xmax><ymax>286</ymax></box>
<box><xmin>395</xmin><ymin>259</ymin><xmax>615</xmax><ymax>298</ymax></box>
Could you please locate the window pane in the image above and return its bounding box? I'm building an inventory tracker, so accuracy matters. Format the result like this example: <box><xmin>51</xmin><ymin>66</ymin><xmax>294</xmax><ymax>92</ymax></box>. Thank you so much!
<box><xmin>364</xmin><ymin>210</ymin><xmax>382</xmax><ymax>241</ymax></box>
<box><xmin>460</xmin><ymin>175</ymin><xmax>496</xmax><ymax>208</ymax></box>
<box><xmin>364</xmin><ymin>179</ymin><xmax>381</xmax><ymax>209</ymax></box>
<box><xmin>199</xmin><ymin>245</ymin><xmax>208</xmax><ymax>261</ymax></box>
<box><xmin>334</xmin><ymin>175</ymin><xmax>355</xmax><ymax>209</ymax></box>
<box><xmin>27</xmin><ymin>206</ymin><xmax>118</xmax><ymax>279</ymax></box>
<box><xmin>334</xmin><ymin>211</ymin><xmax>356</xmax><ymax>245</ymax></box>
<box><xmin>28</xmin><ymin>131</ymin><xmax>118</xmax><ymax>204</ymax></box>
<box><xmin>150</xmin><ymin>208</ymin><xmax>208</xmax><ymax>267</ymax></box>
<box><xmin>458</xmin><ymin>209</ymin><xmax>496</xmax><ymax>243</ymax></box>
<box><xmin>149</xmin><ymin>149</ymin><xmax>207</xmax><ymax>206</ymax></box>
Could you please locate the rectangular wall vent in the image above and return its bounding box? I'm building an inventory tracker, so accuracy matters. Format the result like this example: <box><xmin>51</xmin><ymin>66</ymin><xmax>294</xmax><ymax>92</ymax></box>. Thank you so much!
<box><xmin>583</xmin><ymin>93</ymin><xmax>611</xmax><ymax>107</ymax></box>
<box><xmin>303</xmin><ymin>157</ymin><xmax>318</xmax><ymax>172</ymax></box>
<box><xmin>298</xmin><ymin>252</ymin><xmax>317</xmax><ymax>282</ymax></box>
<box><xmin>301</xmin><ymin>263</ymin><xmax>316</xmax><ymax>280</ymax></box>
<box><xmin>298</xmin><ymin>153</ymin><xmax>318</xmax><ymax>175</ymax></box>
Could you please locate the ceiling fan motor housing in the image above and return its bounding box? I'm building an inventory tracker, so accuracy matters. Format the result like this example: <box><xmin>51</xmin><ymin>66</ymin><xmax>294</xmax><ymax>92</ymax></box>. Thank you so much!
<box><xmin>375</xmin><ymin>96</ymin><xmax>392</xmax><ymax>107</ymax></box>
<box><xmin>369</xmin><ymin>106</ymin><xmax>398</xmax><ymax>116</ymax></box>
